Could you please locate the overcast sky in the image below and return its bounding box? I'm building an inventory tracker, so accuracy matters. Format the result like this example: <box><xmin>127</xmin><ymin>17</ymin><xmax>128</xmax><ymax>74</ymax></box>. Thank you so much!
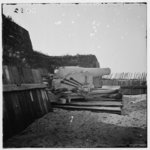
<box><xmin>3</xmin><ymin>3</ymin><xmax>147</xmax><ymax>73</ymax></box>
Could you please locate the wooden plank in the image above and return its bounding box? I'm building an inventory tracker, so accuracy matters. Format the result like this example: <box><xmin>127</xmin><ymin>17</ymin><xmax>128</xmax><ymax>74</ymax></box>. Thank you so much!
<box><xmin>17</xmin><ymin>91</ymin><xmax>32</xmax><ymax>127</ymax></box>
<box><xmin>53</xmin><ymin>105</ymin><xmax>121</xmax><ymax>114</ymax></box>
<box><xmin>23</xmin><ymin>91</ymin><xmax>35</xmax><ymax>121</ymax></box>
<box><xmin>24</xmin><ymin>90</ymin><xmax>36</xmax><ymax>119</ymax></box>
<box><xmin>22</xmin><ymin>68</ymin><xmax>34</xmax><ymax>83</ymax></box>
<box><xmin>16</xmin><ymin>66</ymin><xmax>25</xmax><ymax>84</ymax></box>
<box><xmin>29</xmin><ymin>90</ymin><xmax>39</xmax><ymax>118</ymax></box>
<box><xmin>32</xmin><ymin>69</ymin><xmax>42</xmax><ymax>83</ymax></box>
<box><xmin>9</xmin><ymin>66</ymin><xmax>21</xmax><ymax>85</ymax></box>
<box><xmin>31</xmin><ymin>90</ymin><xmax>43</xmax><ymax>117</ymax></box>
<box><xmin>32</xmin><ymin>69</ymin><xmax>38</xmax><ymax>83</ymax></box>
<box><xmin>43</xmin><ymin>90</ymin><xmax>52</xmax><ymax>111</ymax></box>
<box><xmin>3</xmin><ymin>66</ymin><xmax>12</xmax><ymax>84</ymax></box>
<box><xmin>67</xmin><ymin>94</ymin><xmax>85</xmax><ymax>100</ymax></box>
<box><xmin>36</xmin><ymin>89</ymin><xmax>47</xmax><ymax>115</ymax></box>
<box><xmin>3</xmin><ymin>83</ymin><xmax>47</xmax><ymax>92</ymax></box>
<box><xmin>8</xmin><ymin>92</ymin><xmax>24</xmax><ymax>133</ymax></box>
<box><xmin>90</xmin><ymin>89</ymin><xmax>119</xmax><ymax>94</ymax></box>
<box><xmin>86</xmin><ymin>92</ymin><xmax>122</xmax><ymax>98</ymax></box>
<box><xmin>40</xmin><ymin>89</ymin><xmax>49</xmax><ymax>113</ymax></box>
<box><xmin>3</xmin><ymin>66</ymin><xmax>8</xmax><ymax>84</ymax></box>
<box><xmin>3</xmin><ymin>93</ymin><xmax>16</xmax><ymax>134</ymax></box>
<box><xmin>52</xmin><ymin>101</ymin><xmax>122</xmax><ymax>107</ymax></box>
<box><xmin>7</xmin><ymin>66</ymin><xmax>15</xmax><ymax>84</ymax></box>
<box><xmin>3</xmin><ymin>97</ymin><xmax>13</xmax><ymax>139</ymax></box>
<box><xmin>84</xmin><ymin>96</ymin><xmax>122</xmax><ymax>101</ymax></box>
<box><xmin>38</xmin><ymin>68</ymin><xmax>48</xmax><ymax>77</ymax></box>
<box><xmin>70</xmin><ymin>101</ymin><xmax>122</xmax><ymax>107</ymax></box>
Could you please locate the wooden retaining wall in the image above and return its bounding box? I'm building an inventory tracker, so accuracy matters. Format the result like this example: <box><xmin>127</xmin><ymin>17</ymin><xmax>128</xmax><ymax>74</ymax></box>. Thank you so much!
<box><xmin>3</xmin><ymin>66</ymin><xmax>52</xmax><ymax>140</ymax></box>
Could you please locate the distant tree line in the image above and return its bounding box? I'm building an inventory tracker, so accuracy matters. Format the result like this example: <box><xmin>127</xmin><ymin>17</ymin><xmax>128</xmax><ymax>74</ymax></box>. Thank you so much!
<box><xmin>30</xmin><ymin>51</ymin><xmax>100</xmax><ymax>73</ymax></box>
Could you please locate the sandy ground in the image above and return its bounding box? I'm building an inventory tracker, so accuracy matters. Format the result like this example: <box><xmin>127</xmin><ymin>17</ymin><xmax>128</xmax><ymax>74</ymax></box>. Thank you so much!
<box><xmin>4</xmin><ymin>94</ymin><xmax>147</xmax><ymax>148</ymax></box>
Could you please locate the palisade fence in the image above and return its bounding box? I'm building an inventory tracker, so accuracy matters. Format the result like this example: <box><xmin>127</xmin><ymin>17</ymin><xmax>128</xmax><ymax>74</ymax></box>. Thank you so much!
<box><xmin>102</xmin><ymin>72</ymin><xmax>147</xmax><ymax>95</ymax></box>
<box><xmin>3</xmin><ymin>65</ymin><xmax>52</xmax><ymax>141</ymax></box>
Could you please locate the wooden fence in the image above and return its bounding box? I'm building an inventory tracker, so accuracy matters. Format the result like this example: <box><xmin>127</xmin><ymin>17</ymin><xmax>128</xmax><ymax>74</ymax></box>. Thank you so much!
<box><xmin>103</xmin><ymin>72</ymin><xmax>147</xmax><ymax>80</ymax></box>
<box><xmin>3</xmin><ymin>66</ymin><xmax>51</xmax><ymax>141</ymax></box>
<box><xmin>102</xmin><ymin>72</ymin><xmax>147</xmax><ymax>95</ymax></box>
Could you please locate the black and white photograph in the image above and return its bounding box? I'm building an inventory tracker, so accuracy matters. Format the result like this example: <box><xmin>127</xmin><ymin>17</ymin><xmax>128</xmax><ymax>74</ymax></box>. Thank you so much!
<box><xmin>2</xmin><ymin>1</ymin><xmax>148</xmax><ymax>148</ymax></box>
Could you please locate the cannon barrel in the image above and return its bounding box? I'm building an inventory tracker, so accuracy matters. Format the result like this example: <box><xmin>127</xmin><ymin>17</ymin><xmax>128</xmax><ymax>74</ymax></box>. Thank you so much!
<box><xmin>55</xmin><ymin>67</ymin><xmax>111</xmax><ymax>78</ymax></box>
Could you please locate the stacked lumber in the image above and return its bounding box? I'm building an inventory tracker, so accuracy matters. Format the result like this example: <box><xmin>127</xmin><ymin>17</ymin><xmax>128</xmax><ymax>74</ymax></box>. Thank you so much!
<box><xmin>52</xmin><ymin>87</ymin><xmax>123</xmax><ymax>114</ymax></box>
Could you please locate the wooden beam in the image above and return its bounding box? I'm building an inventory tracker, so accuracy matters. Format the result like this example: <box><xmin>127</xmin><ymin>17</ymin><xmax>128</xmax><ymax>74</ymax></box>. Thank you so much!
<box><xmin>3</xmin><ymin>83</ymin><xmax>48</xmax><ymax>92</ymax></box>
<box><xmin>53</xmin><ymin>105</ymin><xmax>121</xmax><ymax>114</ymax></box>
<box><xmin>52</xmin><ymin>101</ymin><xmax>123</xmax><ymax>107</ymax></box>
